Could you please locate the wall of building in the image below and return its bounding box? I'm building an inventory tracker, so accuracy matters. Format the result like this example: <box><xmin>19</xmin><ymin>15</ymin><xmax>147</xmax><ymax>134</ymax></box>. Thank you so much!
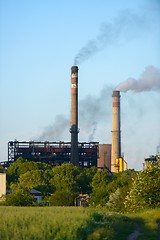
<box><xmin>98</xmin><ymin>144</ymin><xmax>111</xmax><ymax>170</ymax></box>
<box><xmin>0</xmin><ymin>173</ymin><xmax>6</xmax><ymax>198</ymax></box>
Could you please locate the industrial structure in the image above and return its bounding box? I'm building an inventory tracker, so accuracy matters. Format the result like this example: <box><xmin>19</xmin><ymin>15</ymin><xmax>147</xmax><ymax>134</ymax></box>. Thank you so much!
<box><xmin>111</xmin><ymin>90</ymin><xmax>121</xmax><ymax>173</ymax></box>
<box><xmin>70</xmin><ymin>66</ymin><xmax>79</xmax><ymax>166</ymax></box>
<box><xmin>143</xmin><ymin>153</ymin><xmax>160</xmax><ymax>169</ymax></box>
<box><xmin>2</xmin><ymin>66</ymin><xmax>127</xmax><ymax>173</ymax></box>
<box><xmin>7</xmin><ymin>141</ymin><xmax>98</xmax><ymax>168</ymax></box>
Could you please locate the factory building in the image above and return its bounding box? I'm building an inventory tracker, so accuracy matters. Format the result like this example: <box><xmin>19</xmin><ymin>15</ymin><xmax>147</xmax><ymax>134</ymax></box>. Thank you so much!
<box><xmin>2</xmin><ymin>66</ymin><xmax>126</xmax><ymax>173</ymax></box>
<box><xmin>7</xmin><ymin>141</ymin><xmax>99</xmax><ymax>168</ymax></box>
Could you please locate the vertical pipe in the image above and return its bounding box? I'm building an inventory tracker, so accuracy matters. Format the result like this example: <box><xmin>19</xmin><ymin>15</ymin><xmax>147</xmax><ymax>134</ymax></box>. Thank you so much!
<box><xmin>111</xmin><ymin>90</ymin><xmax>121</xmax><ymax>172</ymax></box>
<box><xmin>70</xmin><ymin>66</ymin><xmax>79</xmax><ymax>166</ymax></box>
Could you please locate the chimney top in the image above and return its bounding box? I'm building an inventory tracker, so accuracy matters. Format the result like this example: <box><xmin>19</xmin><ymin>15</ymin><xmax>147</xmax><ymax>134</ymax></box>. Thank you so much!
<box><xmin>71</xmin><ymin>66</ymin><xmax>78</xmax><ymax>73</ymax></box>
<box><xmin>112</xmin><ymin>90</ymin><xmax>120</xmax><ymax>97</ymax></box>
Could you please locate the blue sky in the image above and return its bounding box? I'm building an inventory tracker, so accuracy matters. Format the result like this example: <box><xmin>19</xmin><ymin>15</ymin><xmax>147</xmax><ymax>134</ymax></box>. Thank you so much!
<box><xmin>0</xmin><ymin>0</ymin><xmax>160</xmax><ymax>170</ymax></box>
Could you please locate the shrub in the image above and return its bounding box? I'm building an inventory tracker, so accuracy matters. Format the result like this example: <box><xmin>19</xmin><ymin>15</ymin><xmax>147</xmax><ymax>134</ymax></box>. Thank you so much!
<box><xmin>49</xmin><ymin>190</ymin><xmax>75</xmax><ymax>206</ymax></box>
<box><xmin>124</xmin><ymin>165</ymin><xmax>160</xmax><ymax>212</ymax></box>
<box><xmin>5</xmin><ymin>192</ymin><xmax>36</xmax><ymax>206</ymax></box>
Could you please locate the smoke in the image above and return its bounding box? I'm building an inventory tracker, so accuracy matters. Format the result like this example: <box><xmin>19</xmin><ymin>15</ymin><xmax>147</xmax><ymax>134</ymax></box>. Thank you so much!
<box><xmin>78</xmin><ymin>86</ymin><xmax>113</xmax><ymax>142</ymax></box>
<box><xmin>74</xmin><ymin>9</ymin><xmax>147</xmax><ymax>65</ymax></box>
<box><xmin>37</xmin><ymin>115</ymin><xmax>70</xmax><ymax>141</ymax></box>
<box><xmin>116</xmin><ymin>66</ymin><xmax>160</xmax><ymax>92</ymax></box>
<box><xmin>88</xmin><ymin>121</ymin><xmax>97</xmax><ymax>142</ymax></box>
<box><xmin>36</xmin><ymin>86</ymin><xmax>113</xmax><ymax>142</ymax></box>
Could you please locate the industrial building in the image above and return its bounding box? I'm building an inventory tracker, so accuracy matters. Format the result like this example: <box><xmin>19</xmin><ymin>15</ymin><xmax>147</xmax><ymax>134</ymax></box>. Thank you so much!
<box><xmin>0</xmin><ymin>173</ymin><xmax>6</xmax><ymax>198</ymax></box>
<box><xmin>8</xmin><ymin>141</ymin><xmax>99</xmax><ymax>168</ymax></box>
<box><xmin>2</xmin><ymin>66</ymin><xmax>126</xmax><ymax>173</ymax></box>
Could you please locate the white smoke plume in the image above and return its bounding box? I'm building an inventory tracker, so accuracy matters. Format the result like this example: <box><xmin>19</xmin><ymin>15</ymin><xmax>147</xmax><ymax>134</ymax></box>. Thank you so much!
<box><xmin>116</xmin><ymin>66</ymin><xmax>160</xmax><ymax>92</ymax></box>
<box><xmin>74</xmin><ymin>9</ymin><xmax>147</xmax><ymax>65</ymax></box>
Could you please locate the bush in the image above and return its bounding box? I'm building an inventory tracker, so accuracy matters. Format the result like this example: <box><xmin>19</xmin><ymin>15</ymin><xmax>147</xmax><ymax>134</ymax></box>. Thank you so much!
<box><xmin>49</xmin><ymin>190</ymin><xmax>75</xmax><ymax>206</ymax></box>
<box><xmin>106</xmin><ymin>188</ymin><xmax>128</xmax><ymax>212</ymax></box>
<box><xmin>5</xmin><ymin>192</ymin><xmax>36</xmax><ymax>206</ymax></box>
<box><xmin>124</xmin><ymin>165</ymin><xmax>160</xmax><ymax>212</ymax></box>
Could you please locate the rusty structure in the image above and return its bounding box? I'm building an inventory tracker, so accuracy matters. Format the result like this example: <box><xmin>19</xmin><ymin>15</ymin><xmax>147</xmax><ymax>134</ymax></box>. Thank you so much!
<box><xmin>111</xmin><ymin>90</ymin><xmax>121</xmax><ymax>172</ymax></box>
<box><xmin>7</xmin><ymin>141</ymin><xmax>98</xmax><ymax>168</ymax></box>
<box><xmin>70</xmin><ymin>66</ymin><xmax>79</xmax><ymax>165</ymax></box>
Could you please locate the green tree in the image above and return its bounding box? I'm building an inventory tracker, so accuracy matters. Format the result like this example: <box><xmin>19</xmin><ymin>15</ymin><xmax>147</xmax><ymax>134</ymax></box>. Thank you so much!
<box><xmin>50</xmin><ymin>163</ymin><xmax>81</xmax><ymax>193</ymax></box>
<box><xmin>0</xmin><ymin>165</ymin><xmax>5</xmax><ymax>173</ymax></box>
<box><xmin>7</xmin><ymin>157</ymin><xmax>51</xmax><ymax>185</ymax></box>
<box><xmin>11</xmin><ymin>169</ymin><xmax>54</xmax><ymax>197</ymax></box>
<box><xmin>106</xmin><ymin>169</ymin><xmax>137</xmax><ymax>212</ymax></box>
<box><xmin>5</xmin><ymin>191</ymin><xmax>35</xmax><ymax>206</ymax></box>
<box><xmin>90</xmin><ymin>169</ymin><xmax>112</xmax><ymax>206</ymax></box>
<box><xmin>125</xmin><ymin>165</ymin><xmax>160</xmax><ymax>212</ymax></box>
<box><xmin>49</xmin><ymin>190</ymin><xmax>75</xmax><ymax>206</ymax></box>
<box><xmin>49</xmin><ymin>163</ymin><xmax>83</xmax><ymax>206</ymax></box>
<box><xmin>76</xmin><ymin>166</ymin><xmax>97</xmax><ymax>194</ymax></box>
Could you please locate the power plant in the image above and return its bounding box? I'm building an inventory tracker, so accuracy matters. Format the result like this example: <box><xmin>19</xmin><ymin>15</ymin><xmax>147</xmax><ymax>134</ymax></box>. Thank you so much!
<box><xmin>3</xmin><ymin>66</ymin><xmax>127</xmax><ymax>173</ymax></box>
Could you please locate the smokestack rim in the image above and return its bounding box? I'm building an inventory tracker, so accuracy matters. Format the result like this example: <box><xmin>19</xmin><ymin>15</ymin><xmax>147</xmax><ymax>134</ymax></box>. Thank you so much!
<box><xmin>71</xmin><ymin>66</ymin><xmax>78</xmax><ymax>73</ymax></box>
<box><xmin>112</xmin><ymin>90</ymin><xmax>120</xmax><ymax>97</ymax></box>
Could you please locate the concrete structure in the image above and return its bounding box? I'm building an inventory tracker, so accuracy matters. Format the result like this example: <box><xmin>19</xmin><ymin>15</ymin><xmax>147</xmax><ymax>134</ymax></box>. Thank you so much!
<box><xmin>70</xmin><ymin>66</ymin><xmax>79</xmax><ymax>166</ymax></box>
<box><xmin>111</xmin><ymin>91</ymin><xmax>121</xmax><ymax>172</ymax></box>
<box><xmin>0</xmin><ymin>173</ymin><xmax>6</xmax><ymax>198</ymax></box>
<box><xmin>98</xmin><ymin>144</ymin><xmax>111</xmax><ymax>171</ymax></box>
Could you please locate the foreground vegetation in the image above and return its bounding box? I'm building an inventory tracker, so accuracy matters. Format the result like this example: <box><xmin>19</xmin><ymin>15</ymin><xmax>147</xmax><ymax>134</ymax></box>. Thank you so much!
<box><xmin>1</xmin><ymin>157</ymin><xmax>159</xmax><ymax>212</ymax></box>
<box><xmin>0</xmin><ymin>207</ymin><xmax>159</xmax><ymax>240</ymax></box>
<box><xmin>0</xmin><ymin>157</ymin><xmax>160</xmax><ymax>239</ymax></box>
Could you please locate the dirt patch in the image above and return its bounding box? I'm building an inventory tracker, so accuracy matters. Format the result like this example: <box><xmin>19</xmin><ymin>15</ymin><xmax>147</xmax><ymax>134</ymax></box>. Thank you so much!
<box><xmin>127</xmin><ymin>225</ymin><xmax>140</xmax><ymax>240</ymax></box>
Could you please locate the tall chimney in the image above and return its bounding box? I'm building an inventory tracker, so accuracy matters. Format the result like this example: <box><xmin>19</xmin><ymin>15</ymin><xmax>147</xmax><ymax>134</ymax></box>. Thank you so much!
<box><xmin>111</xmin><ymin>90</ymin><xmax>121</xmax><ymax>172</ymax></box>
<box><xmin>70</xmin><ymin>66</ymin><xmax>79</xmax><ymax>166</ymax></box>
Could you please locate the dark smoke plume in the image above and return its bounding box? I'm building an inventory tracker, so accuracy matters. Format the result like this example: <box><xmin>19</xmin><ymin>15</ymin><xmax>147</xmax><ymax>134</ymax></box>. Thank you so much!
<box><xmin>116</xmin><ymin>66</ymin><xmax>160</xmax><ymax>92</ymax></box>
<box><xmin>88</xmin><ymin>121</ymin><xmax>97</xmax><ymax>142</ymax></box>
<box><xmin>74</xmin><ymin>9</ymin><xmax>147</xmax><ymax>65</ymax></box>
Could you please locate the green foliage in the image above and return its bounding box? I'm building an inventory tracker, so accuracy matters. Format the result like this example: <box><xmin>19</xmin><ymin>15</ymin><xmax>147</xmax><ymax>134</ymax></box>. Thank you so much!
<box><xmin>76</xmin><ymin>166</ymin><xmax>97</xmax><ymax>194</ymax></box>
<box><xmin>5</xmin><ymin>157</ymin><xmax>159</xmax><ymax>212</ymax></box>
<box><xmin>7</xmin><ymin>157</ymin><xmax>51</xmax><ymax>185</ymax></box>
<box><xmin>6</xmin><ymin>160</ymin><xmax>98</xmax><ymax>207</ymax></box>
<box><xmin>49</xmin><ymin>190</ymin><xmax>75</xmax><ymax>206</ymax></box>
<box><xmin>106</xmin><ymin>169</ymin><xmax>137</xmax><ymax>212</ymax></box>
<box><xmin>50</xmin><ymin>163</ymin><xmax>80</xmax><ymax>192</ymax></box>
<box><xmin>11</xmin><ymin>169</ymin><xmax>53</xmax><ymax>194</ymax></box>
<box><xmin>5</xmin><ymin>191</ymin><xmax>35</xmax><ymax>206</ymax></box>
<box><xmin>89</xmin><ymin>169</ymin><xmax>112</xmax><ymax>206</ymax></box>
<box><xmin>0</xmin><ymin>165</ymin><xmax>5</xmax><ymax>173</ymax></box>
<box><xmin>125</xmin><ymin>165</ymin><xmax>160</xmax><ymax>212</ymax></box>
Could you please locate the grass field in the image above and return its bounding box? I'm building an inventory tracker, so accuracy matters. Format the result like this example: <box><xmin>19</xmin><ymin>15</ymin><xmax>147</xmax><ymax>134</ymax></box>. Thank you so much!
<box><xmin>0</xmin><ymin>207</ymin><xmax>159</xmax><ymax>240</ymax></box>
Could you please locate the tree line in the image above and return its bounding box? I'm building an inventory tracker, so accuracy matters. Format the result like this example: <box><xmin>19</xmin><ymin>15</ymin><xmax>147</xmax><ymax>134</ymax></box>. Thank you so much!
<box><xmin>0</xmin><ymin>157</ymin><xmax>160</xmax><ymax>212</ymax></box>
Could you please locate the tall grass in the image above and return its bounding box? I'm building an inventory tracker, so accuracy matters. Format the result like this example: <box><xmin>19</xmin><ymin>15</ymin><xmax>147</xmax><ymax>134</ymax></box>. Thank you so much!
<box><xmin>0</xmin><ymin>207</ymin><xmax>159</xmax><ymax>239</ymax></box>
<box><xmin>128</xmin><ymin>208</ymin><xmax>160</xmax><ymax>240</ymax></box>
<box><xmin>0</xmin><ymin>207</ymin><xmax>90</xmax><ymax>240</ymax></box>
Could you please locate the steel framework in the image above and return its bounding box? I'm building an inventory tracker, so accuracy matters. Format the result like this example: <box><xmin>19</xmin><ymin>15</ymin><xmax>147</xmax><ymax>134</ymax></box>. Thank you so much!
<box><xmin>8</xmin><ymin>141</ymin><xmax>98</xmax><ymax>168</ymax></box>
